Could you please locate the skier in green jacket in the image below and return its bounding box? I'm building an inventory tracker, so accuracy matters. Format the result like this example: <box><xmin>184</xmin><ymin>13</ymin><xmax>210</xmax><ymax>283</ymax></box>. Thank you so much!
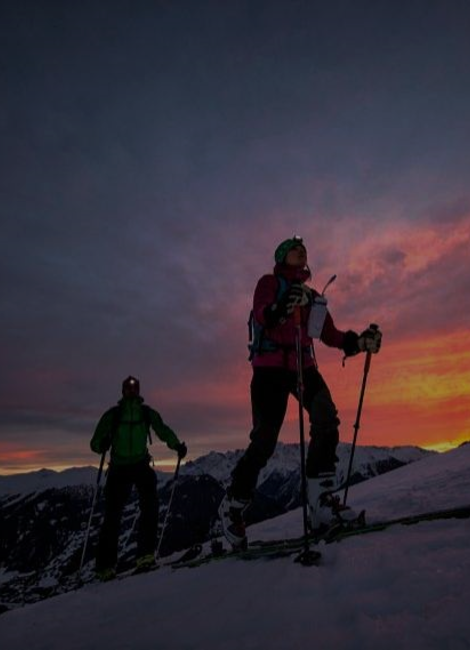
<box><xmin>90</xmin><ymin>375</ymin><xmax>187</xmax><ymax>580</ymax></box>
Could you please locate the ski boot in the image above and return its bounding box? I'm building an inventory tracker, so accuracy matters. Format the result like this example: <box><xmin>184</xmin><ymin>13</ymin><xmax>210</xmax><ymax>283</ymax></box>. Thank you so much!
<box><xmin>308</xmin><ymin>473</ymin><xmax>365</xmax><ymax>538</ymax></box>
<box><xmin>307</xmin><ymin>473</ymin><xmax>341</xmax><ymax>533</ymax></box>
<box><xmin>134</xmin><ymin>553</ymin><xmax>157</xmax><ymax>574</ymax></box>
<box><xmin>218</xmin><ymin>490</ymin><xmax>250</xmax><ymax>550</ymax></box>
<box><xmin>96</xmin><ymin>566</ymin><xmax>117</xmax><ymax>582</ymax></box>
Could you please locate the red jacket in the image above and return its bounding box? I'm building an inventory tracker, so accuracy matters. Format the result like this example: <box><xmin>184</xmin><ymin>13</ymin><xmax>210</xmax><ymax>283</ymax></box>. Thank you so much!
<box><xmin>251</xmin><ymin>263</ymin><xmax>347</xmax><ymax>371</ymax></box>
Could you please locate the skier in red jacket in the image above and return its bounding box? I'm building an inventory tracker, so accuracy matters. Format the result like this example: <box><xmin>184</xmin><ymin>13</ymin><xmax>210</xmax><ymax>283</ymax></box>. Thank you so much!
<box><xmin>219</xmin><ymin>236</ymin><xmax>382</xmax><ymax>547</ymax></box>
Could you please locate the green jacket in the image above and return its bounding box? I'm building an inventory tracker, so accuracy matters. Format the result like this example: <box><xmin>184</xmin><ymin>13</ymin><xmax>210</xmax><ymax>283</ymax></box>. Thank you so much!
<box><xmin>90</xmin><ymin>396</ymin><xmax>180</xmax><ymax>466</ymax></box>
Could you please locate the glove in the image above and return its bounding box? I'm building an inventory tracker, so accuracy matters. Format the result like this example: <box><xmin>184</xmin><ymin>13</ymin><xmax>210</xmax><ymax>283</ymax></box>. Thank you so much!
<box><xmin>175</xmin><ymin>442</ymin><xmax>187</xmax><ymax>459</ymax></box>
<box><xmin>264</xmin><ymin>284</ymin><xmax>310</xmax><ymax>326</ymax></box>
<box><xmin>358</xmin><ymin>326</ymin><xmax>382</xmax><ymax>353</ymax></box>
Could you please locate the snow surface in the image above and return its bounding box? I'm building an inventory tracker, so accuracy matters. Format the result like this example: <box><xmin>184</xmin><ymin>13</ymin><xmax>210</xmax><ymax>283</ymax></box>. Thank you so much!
<box><xmin>1</xmin><ymin>444</ymin><xmax>469</xmax><ymax>650</ymax></box>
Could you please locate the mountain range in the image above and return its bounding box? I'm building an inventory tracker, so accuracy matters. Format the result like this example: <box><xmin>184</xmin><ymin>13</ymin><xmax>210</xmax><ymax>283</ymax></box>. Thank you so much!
<box><xmin>0</xmin><ymin>442</ymin><xmax>432</xmax><ymax>610</ymax></box>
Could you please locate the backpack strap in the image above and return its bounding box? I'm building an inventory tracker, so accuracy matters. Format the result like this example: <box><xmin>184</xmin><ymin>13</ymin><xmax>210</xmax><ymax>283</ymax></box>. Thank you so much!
<box><xmin>142</xmin><ymin>404</ymin><xmax>153</xmax><ymax>445</ymax></box>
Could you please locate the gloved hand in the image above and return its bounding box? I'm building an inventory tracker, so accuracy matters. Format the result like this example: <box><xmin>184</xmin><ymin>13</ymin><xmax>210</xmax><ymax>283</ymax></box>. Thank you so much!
<box><xmin>358</xmin><ymin>326</ymin><xmax>382</xmax><ymax>353</ymax></box>
<box><xmin>282</xmin><ymin>283</ymin><xmax>310</xmax><ymax>312</ymax></box>
<box><xmin>175</xmin><ymin>442</ymin><xmax>187</xmax><ymax>459</ymax></box>
<box><xmin>264</xmin><ymin>283</ymin><xmax>310</xmax><ymax>326</ymax></box>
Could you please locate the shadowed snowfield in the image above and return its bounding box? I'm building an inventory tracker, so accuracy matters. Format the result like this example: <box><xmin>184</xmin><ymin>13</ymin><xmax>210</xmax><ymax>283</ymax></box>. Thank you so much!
<box><xmin>1</xmin><ymin>444</ymin><xmax>469</xmax><ymax>650</ymax></box>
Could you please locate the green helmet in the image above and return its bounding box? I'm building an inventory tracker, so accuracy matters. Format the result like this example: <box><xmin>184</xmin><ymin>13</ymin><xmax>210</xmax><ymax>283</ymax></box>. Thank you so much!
<box><xmin>274</xmin><ymin>236</ymin><xmax>306</xmax><ymax>264</ymax></box>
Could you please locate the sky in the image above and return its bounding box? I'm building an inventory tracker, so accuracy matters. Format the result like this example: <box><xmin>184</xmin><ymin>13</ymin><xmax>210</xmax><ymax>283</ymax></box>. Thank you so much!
<box><xmin>1</xmin><ymin>445</ymin><xmax>470</xmax><ymax>649</ymax></box>
<box><xmin>1</xmin><ymin>0</ymin><xmax>470</xmax><ymax>474</ymax></box>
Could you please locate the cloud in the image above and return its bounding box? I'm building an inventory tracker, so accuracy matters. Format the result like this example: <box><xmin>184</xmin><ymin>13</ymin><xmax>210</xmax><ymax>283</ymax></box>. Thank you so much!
<box><xmin>315</xmin><ymin>212</ymin><xmax>470</xmax><ymax>337</ymax></box>
<box><xmin>2</xmin><ymin>0</ymin><xmax>470</xmax><ymax>471</ymax></box>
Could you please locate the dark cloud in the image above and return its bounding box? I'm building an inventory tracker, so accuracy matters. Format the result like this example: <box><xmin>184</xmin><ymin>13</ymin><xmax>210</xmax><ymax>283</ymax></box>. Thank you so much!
<box><xmin>1</xmin><ymin>1</ymin><xmax>470</xmax><ymax>468</ymax></box>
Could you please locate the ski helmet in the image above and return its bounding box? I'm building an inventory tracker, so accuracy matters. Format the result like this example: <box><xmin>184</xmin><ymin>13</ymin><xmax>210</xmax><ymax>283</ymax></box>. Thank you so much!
<box><xmin>274</xmin><ymin>236</ymin><xmax>306</xmax><ymax>264</ymax></box>
<box><xmin>122</xmin><ymin>376</ymin><xmax>140</xmax><ymax>394</ymax></box>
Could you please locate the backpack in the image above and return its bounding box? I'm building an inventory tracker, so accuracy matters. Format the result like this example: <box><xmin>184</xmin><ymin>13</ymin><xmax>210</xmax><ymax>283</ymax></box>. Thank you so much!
<box><xmin>109</xmin><ymin>403</ymin><xmax>153</xmax><ymax>445</ymax></box>
<box><xmin>247</xmin><ymin>275</ymin><xmax>289</xmax><ymax>361</ymax></box>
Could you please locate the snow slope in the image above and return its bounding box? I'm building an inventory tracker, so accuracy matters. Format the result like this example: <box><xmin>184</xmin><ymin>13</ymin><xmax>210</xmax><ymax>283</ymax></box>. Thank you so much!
<box><xmin>0</xmin><ymin>444</ymin><xmax>469</xmax><ymax>650</ymax></box>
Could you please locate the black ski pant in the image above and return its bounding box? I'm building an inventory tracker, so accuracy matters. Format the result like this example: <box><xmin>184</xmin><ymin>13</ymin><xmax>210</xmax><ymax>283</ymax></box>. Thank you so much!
<box><xmin>96</xmin><ymin>459</ymin><xmax>158</xmax><ymax>571</ymax></box>
<box><xmin>230</xmin><ymin>366</ymin><xmax>340</xmax><ymax>501</ymax></box>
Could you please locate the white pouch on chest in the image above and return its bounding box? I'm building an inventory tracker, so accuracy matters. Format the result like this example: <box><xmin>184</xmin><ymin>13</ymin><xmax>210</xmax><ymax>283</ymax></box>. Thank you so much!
<box><xmin>308</xmin><ymin>295</ymin><xmax>328</xmax><ymax>339</ymax></box>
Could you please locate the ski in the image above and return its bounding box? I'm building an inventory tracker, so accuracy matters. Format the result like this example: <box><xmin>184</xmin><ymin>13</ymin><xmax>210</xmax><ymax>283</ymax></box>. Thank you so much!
<box><xmin>87</xmin><ymin>503</ymin><xmax>470</xmax><ymax>579</ymax></box>
<box><xmin>320</xmin><ymin>503</ymin><xmax>470</xmax><ymax>543</ymax></box>
<box><xmin>113</xmin><ymin>545</ymin><xmax>205</xmax><ymax>580</ymax></box>
<box><xmin>170</xmin><ymin>503</ymin><xmax>470</xmax><ymax>570</ymax></box>
<box><xmin>170</xmin><ymin>539</ymin><xmax>321</xmax><ymax>569</ymax></box>
<box><xmin>252</xmin><ymin>503</ymin><xmax>470</xmax><ymax>549</ymax></box>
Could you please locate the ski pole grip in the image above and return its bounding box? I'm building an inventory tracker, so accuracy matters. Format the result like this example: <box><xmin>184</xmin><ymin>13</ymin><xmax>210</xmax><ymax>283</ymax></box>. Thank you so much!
<box><xmin>364</xmin><ymin>324</ymin><xmax>379</xmax><ymax>373</ymax></box>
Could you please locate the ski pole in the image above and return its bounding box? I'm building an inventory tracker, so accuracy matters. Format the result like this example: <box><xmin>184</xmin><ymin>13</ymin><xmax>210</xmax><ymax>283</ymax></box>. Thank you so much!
<box><xmin>78</xmin><ymin>449</ymin><xmax>106</xmax><ymax>582</ymax></box>
<box><xmin>293</xmin><ymin>306</ymin><xmax>317</xmax><ymax>565</ymax></box>
<box><xmin>343</xmin><ymin>324</ymin><xmax>378</xmax><ymax>506</ymax></box>
<box><xmin>155</xmin><ymin>456</ymin><xmax>182</xmax><ymax>561</ymax></box>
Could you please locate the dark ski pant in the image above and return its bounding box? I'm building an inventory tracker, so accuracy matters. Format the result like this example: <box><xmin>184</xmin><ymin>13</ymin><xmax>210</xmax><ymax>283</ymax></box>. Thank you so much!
<box><xmin>96</xmin><ymin>459</ymin><xmax>158</xmax><ymax>571</ymax></box>
<box><xmin>230</xmin><ymin>366</ymin><xmax>340</xmax><ymax>501</ymax></box>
